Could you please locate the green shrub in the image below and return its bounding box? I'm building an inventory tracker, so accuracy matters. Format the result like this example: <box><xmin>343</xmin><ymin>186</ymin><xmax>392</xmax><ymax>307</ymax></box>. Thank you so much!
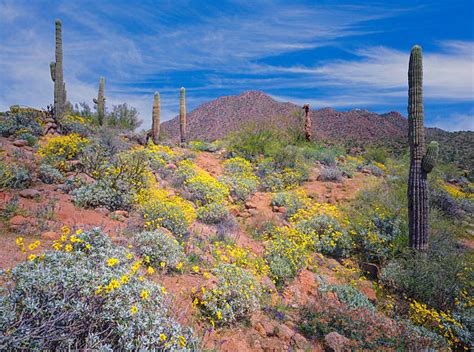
<box><xmin>298</xmin><ymin>295</ymin><xmax>446</xmax><ymax>350</ymax></box>
<box><xmin>198</xmin><ymin>264</ymin><xmax>261</xmax><ymax>326</ymax></box>
<box><xmin>318</xmin><ymin>167</ymin><xmax>343</xmax><ymax>182</ymax></box>
<box><xmin>38</xmin><ymin>163</ymin><xmax>65</xmax><ymax>184</ymax></box>
<box><xmin>266</xmin><ymin>227</ymin><xmax>310</xmax><ymax>286</ymax></box>
<box><xmin>15</xmin><ymin>132</ymin><xmax>37</xmax><ymax>146</ymax></box>
<box><xmin>271</xmin><ymin>190</ymin><xmax>309</xmax><ymax>219</ymax></box>
<box><xmin>318</xmin><ymin>282</ymin><xmax>374</xmax><ymax>311</ymax></box>
<box><xmin>0</xmin><ymin>161</ymin><xmax>32</xmax><ymax>189</ymax></box>
<box><xmin>132</xmin><ymin>230</ymin><xmax>185</xmax><ymax>270</ymax></box>
<box><xmin>221</xmin><ymin>157</ymin><xmax>259</xmax><ymax>201</ymax></box>
<box><xmin>197</xmin><ymin>203</ymin><xmax>229</xmax><ymax>224</ymax></box>
<box><xmin>258</xmin><ymin>158</ymin><xmax>307</xmax><ymax>192</ymax></box>
<box><xmin>71</xmin><ymin>181</ymin><xmax>132</xmax><ymax>211</ymax></box>
<box><xmin>0</xmin><ymin>110</ymin><xmax>43</xmax><ymax>137</ymax></box>
<box><xmin>0</xmin><ymin>229</ymin><xmax>197</xmax><ymax>350</ymax></box>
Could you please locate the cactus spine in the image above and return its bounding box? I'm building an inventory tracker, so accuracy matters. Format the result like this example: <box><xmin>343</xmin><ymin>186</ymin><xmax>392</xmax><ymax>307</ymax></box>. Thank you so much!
<box><xmin>180</xmin><ymin>87</ymin><xmax>187</xmax><ymax>144</ymax></box>
<box><xmin>50</xmin><ymin>19</ymin><xmax>66</xmax><ymax>119</ymax></box>
<box><xmin>93</xmin><ymin>77</ymin><xmax>106</xmax><ymax>125</ymax></box>
<box><xmin>407</xmin><ymin>45</ymin><xmax>438</xmax><ymax>251</ymax></box>
<box><xmin>151</xmin><ymin>92</ymin><xmax>161</xmax><ymax>145</ymax></box>
<box><xmin>303</xmin><ymin>104</ymin><xmax>312</xmax><ymax>142</ymax></box>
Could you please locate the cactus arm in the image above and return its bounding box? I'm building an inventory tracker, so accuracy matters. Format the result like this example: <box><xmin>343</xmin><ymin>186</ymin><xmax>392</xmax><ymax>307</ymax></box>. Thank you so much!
<box><xmin>93</xmin><ymin>98</ymin><xmax>98</xmax><ymax>104</ymax></box>
<box><xmin>422</xmin><ymin>141</ymin><xmax>438</xmax><ymax>173</ymax></box>
<box><xmin>50</xmin><ymin>62</ymin><xmax>56</xmax><ymax>81</ymax></box>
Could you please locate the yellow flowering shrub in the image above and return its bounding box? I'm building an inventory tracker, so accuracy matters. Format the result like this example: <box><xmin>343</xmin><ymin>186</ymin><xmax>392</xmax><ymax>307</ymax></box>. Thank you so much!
<box><xmin>37</xmin><ymin>134</ymin><xmax>90</xmax><ymax>170</ymax></box>
<box><xmin>136</xmin><ymin>185</ymin><xmax>196</xmax><ymax>236</ymax></box>
<box><xmin>221</xmin><ymin>157</ymin><xmax>259</xmax><ymax>201</ymax></box>
<box><xmin>265</xmin><ymin>227</ymin><xmax>311</xmax><ymax>286</ymax></box>
<box><xmin>196</xmin><ymin>264</ymin><xmax>261</xmax><ymax>326</ymax></box>
<box><xmin>211</xmin><ymin>241</ymin><xmax>269</xmax><ymax>277</ymax></box>
<box><xmin>409</xmin><ymin>300</ymin><xmax>466</xmax><ymax>349</ymax></box>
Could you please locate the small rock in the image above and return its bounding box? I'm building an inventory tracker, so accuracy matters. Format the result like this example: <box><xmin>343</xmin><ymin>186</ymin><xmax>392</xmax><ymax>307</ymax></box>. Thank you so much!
<box><xmin>9</xmin><ymin>215</ymin><xmax>29</xmax><ymax>226</ymax></box>
<box><xmin>13</xmin><ymin>139</ymin><xmax>29</xmax><ymax>147</ymax></box>
<box><xmin>292</xmin><ymin>333</ymin><xmax>311</xmax><ymax>350</ymax></box>
<box><xmin>248</xmin><ymin>209</ymin><xmax>258</xmax><ymax>216</ymax></box>
<box><xmin>254</xmin><ymin>322</ymin><xmax>266</xmax><ymax>337</ymax></box>
<box><xmin>361</xmin><ymin>167</ymin><xmax>371</xmax><ymax>175</ymax></box>
<box><xmin>274</xmin><ymin>324</ymin><xmax>293</xmax><ymax>342</ymax></box>
<box><xmin>277</xmin><ymin>206</ymin><xmax>286</xmax><ymax>214</ymax></box>
<box><xmin>114</xmin><ymin>210</ymin><xmax>129</xmax><ymax>218</ymax></box>
<box><xmin>245</xmin><ymin>201</ymin><xmax>257</xmax><ymax>210</ymax></box>
<box><xmin>95</xmin><ymin>207</ymin><xmax>110</xmax><ymax>215</ymax></box>
<box><xmin>324</xmin><ymin>332</ymin><xmax>350</xmax><ymax>352</ymax></box>
<box><xmin>41</xmin><ymin>231</ymin><xmax>59</xmax><ymax>240</ymax></box>
<box><xmin>166</xmin><ymin>163</ymin><xmax>177</xmax><ymax>170</ymax></box>
<box><xmin>19</xmin><ymin>189</ymin><xmax>41</xmax><ymax>199</ymax></box>
<box><xmin>76</xmin><ymin>172</ymin><xmax>95</xmax><ymax>184</ymax></box>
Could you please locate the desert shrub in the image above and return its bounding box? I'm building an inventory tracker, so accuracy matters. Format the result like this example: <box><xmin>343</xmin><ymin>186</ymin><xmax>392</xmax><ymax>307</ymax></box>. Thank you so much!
<box><xmin>132</xmin><ymin>230</ymin><xmax>185</xmax><ymax>270</ymax></box>
<box><xmin>189</xmin><ymin>140</ymin><xmax>222</xmax><ymax>152</ymax></box>
<box><xmin>258</xmin><ymin>158</ymin><xmax>307</xmax><ymax>192</ymax></box>
<box><xmin>0</xmin><ymin>229</ymin><xmax>197</xmax><ymax>350</ymax></box>
<box><xmin>366</xmin><ymin>163</ymin><xmax>385</xmax><ymax>176</ymax></box>
<box><xmin>61</xmin><ymin>114</ymin><xmax>94</xmax><ymax>136</ymax></box>
<box><xmin>15</xmin><ymin>132</ymin><xmax>37</xmax><ymax>146</ymax></box>
<box><xmin>71</xmin><ymin>181</ymin><xmax>131</xmax><ymax>211</ymax></box>
<box><xmin>0</xmin><ymin>109</ymin><xmax>43</xmax><ymax>137</ymax></box>
<box><xmin>37</xmin><ymin>134</ymin><xmax>90</xmax><ymax>171</ymax></box>
<box><xmin>301</xmin><ymin>145</ymin><xmax>343</xmax><ymax>166</ymax></box>
<box><xmin>291</xmin><ymin>209</ymin><xmax>351</xmax><ymax>258</ymax></box>
<box><xmin>197</xmin><ymin>264</ymin><xmax>261</xmax><ymax>326</ymax></box>
<box><xmin>318</xmin><ymin>282</ymin><xmax>374</xmax><ymax>311</ymax></box>
<box><xmin>266</xmin><ymin>227</ymin><xmax>310</xmax><ymax>286</ymax></box>
<box><xmin>106</xmin><ymin>103</ymin><xmax>142</xmax><ymax>131</ymax></box>
<box><xmin>350</xmin><ymin>209</ymin><xmax>404</xmax><ymax>263</ymax></box>
<box><xmin>137</xmin><ymin>187</ymin><xmax>196</xmax><ymax>237</ymax></box>
<box><xmin>298</xmin><ymin>295</ymin><xmax>446</xmax><ymax>350</ymax></box>
<box><xmin>364</xmin><ymin>147</ymin><xmax>389</xmax><ymax>163</ymax></box>
<box><xmin>271</xmin><ymin>190</ymin><xmax>310</xmax><ymax>219</ymax></box>
<box><xmin>318</xmin><ymin>166</ymin><xmax>343</xmax><ymax>182</ymax></box>
<box><xmin>227</xmin><ymin>125</ymin><xmax>286</xmax><ymax>159</ymax></box>
<box><xmin>197</xmin><ymin>203</ymin><xmax>229</xmax><ymax>224</ymax></box>
<box><xmin>38</xmin><ymin>163</ymin><xmax>65</xmax><ymax>184</ymax></box>
<box><xmin>79</xmin><ymin>144</ymin><xmax>111</xmax><ymax>180</ymax></box>
<box><xmin>430</xmin><ymin>182</ymin><xmax>473</xmax><ymax>219</ymax></box>
<box><xmin>0</xmin><ymin>161</ymin><xmax>31</xmax><ymax>189</ymax></box>
<box><xmin>221</xmin><ymin>157</ymin><xmax>259</xmax><ymax>201</ymax></box>
<box><xmin>184</xmin><ymin>172</ymin><xmax>229</xmax><ymax>205</ymax></box>
<box><xmin>381</xmin><ymin>234</ymin><xmax>472</xmax><ymax>312</ymax></box>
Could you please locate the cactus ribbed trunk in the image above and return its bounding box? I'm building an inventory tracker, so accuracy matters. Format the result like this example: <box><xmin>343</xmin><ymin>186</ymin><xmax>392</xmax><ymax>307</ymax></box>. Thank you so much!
<box><xmin>152</xmin><ymin>92</ymin><xmax>160</xmax><ymax>145</ymax></box>
<box><xmin>180</xmin><ymin>87</ymin><xmax>187</xmax><ymax>144</ymax></box>
<box><xmin>407</xmin><ymin>45</ymin><xmax>438</xmax><ymax>251</ymax></box>
<box><xmin>303</xmin><ymin>104</ymin><xmax>312</xmax><ymax>142</ymax></box>
<box><xmin>50</xmin><ymin>19</ymin><xmax>66</xmax><ymax>120</ymax></box>
<box><xmin>94</xmin><ymin>77</ymin><xmax>105</xmax><ymax>126</ymax></box>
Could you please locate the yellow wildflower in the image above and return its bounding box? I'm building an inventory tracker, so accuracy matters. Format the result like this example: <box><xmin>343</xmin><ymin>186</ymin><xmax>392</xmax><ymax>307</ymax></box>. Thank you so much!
<box><xmin>107</xmin><ymin>258</ymin><xmax>120</xmax><ymax>267</ymax></box>
<box><xmin>64</xmin><ymin>244</ymin><xmax>73</xmax><ymax>252</ymax></box>
<box><xmin>141</xmin><ymin>290</ymin><xmax>149</xmax><ymax>300</ymax></box>
<box><xmin>130</xmin><ymin>305</ymin><xmax>138</xmax><ymax>314</ymax></box>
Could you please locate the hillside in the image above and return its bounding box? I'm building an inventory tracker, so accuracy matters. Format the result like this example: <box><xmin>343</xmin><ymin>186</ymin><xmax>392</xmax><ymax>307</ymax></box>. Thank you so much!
<box><xmin>161</xmin><ymin>90</ymin><xmax>409</xmax><ymax>143</ymax></box>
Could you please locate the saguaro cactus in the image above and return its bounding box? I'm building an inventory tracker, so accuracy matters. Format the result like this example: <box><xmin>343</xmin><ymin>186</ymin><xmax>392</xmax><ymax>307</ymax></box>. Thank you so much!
<box><xmin>303</xmin><ymin>104</ymin><xmax>312</xmax><ymax>142</ymax></box>
<box><xmin>50</xmin><ymin>19</ymin><xmax>66</xmax><ymax>119</ymax></box>
<box><xmin>93</xmin><ymin>77</ymin><xmax>106</xmax><ymax>125</ymax></box>
<box><xmin>180</xmin><ymin>87</ymin><xmax>187</xmax><ymax>144</ymax></box>
<box><xmin>151</xmin><ymin>92</ymin><xmax>160</xmax><ymax>144</ymax></box>
<box><xmin>407</xmin><ymin>45</ymin><xmax>438</xmax><ymax>251</ymax></box>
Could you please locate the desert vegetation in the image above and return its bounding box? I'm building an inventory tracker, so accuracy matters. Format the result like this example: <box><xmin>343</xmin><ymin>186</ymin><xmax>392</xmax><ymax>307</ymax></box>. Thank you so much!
<box><xmin>0</xmin><ymin>17</ymin><xmax>472</xmax><ymax>352</ymax></box>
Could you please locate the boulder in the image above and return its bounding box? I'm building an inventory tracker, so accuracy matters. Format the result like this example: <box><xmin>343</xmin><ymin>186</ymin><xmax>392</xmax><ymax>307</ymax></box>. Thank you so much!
<box><xmin>19</xmin><ymin>189</ymin><xmax>41</xmax><ymax>199</ymax></box>
<box><xmin>324</xmin><ymin>332</ymin><xmax>350</xmax><ymax>352</ymax></box>
<box><xmin>9</xmin><ymin>215</ymin><xmax>29</xmax><ymax>227</ymax></box>
<box><xmin>13</xmin><ymin>139</ymin><xmax>29</xmax><ymax>147</ymax></box>
<box><xmin>41</xmin><ymin>231</ymin><xmax>59</xmax><ymax>240</ymax></box>
<box><xmin>274</xmin><ymin>324</ymin><xmax>293</xmax><ymax>342</ymax></box>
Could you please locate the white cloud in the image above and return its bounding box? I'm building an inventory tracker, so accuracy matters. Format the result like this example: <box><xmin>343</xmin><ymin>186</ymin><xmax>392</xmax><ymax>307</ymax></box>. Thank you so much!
<box><xmin>428</xmin><ymin>112</ymin><xmax>474</xmax><ymax>132</ymax></box>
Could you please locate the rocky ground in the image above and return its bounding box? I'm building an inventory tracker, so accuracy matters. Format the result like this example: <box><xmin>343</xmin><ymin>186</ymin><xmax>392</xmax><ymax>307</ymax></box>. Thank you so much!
<box><xmin>0</xmin><ymin>135</ymin><xmax>399</xmax><ymax>351</ymax></box>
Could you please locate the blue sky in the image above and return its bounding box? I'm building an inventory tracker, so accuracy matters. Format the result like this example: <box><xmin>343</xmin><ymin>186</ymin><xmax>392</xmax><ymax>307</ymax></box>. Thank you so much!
<box><xmin>0</xmin><ymin>0</ymin><xmax>473</xmax><ymax>131</ymax></box>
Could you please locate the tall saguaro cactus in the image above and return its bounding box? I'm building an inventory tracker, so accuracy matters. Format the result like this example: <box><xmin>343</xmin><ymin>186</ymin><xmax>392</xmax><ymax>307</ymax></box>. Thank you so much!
<box><xmin>180</xmin><ymin>87</ymin><xmax>187</xmax><ymax>144</ymax></box>
<box><xmin>407</xmin><ymin>45</ymin><xmax>439</xmax><ymax>251</ymax></box>
<box><xmin>303</xmin><ymin>104</ymin><xmax>312</xmax><ymax>142</ymax></box>
<box><xmin>151</xmin><ymin>92</ymin><xmax>161</xmax><ymax>144</ymax></box>
<box><xmin>93</xmin><ymin>77</ymin><xmax>106</xmax><ymax>126</ymax></box>
<box><xmin>50</xmin><ymin>19</ymin><xmax>67</xmax><ymax>119</ymax></box>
